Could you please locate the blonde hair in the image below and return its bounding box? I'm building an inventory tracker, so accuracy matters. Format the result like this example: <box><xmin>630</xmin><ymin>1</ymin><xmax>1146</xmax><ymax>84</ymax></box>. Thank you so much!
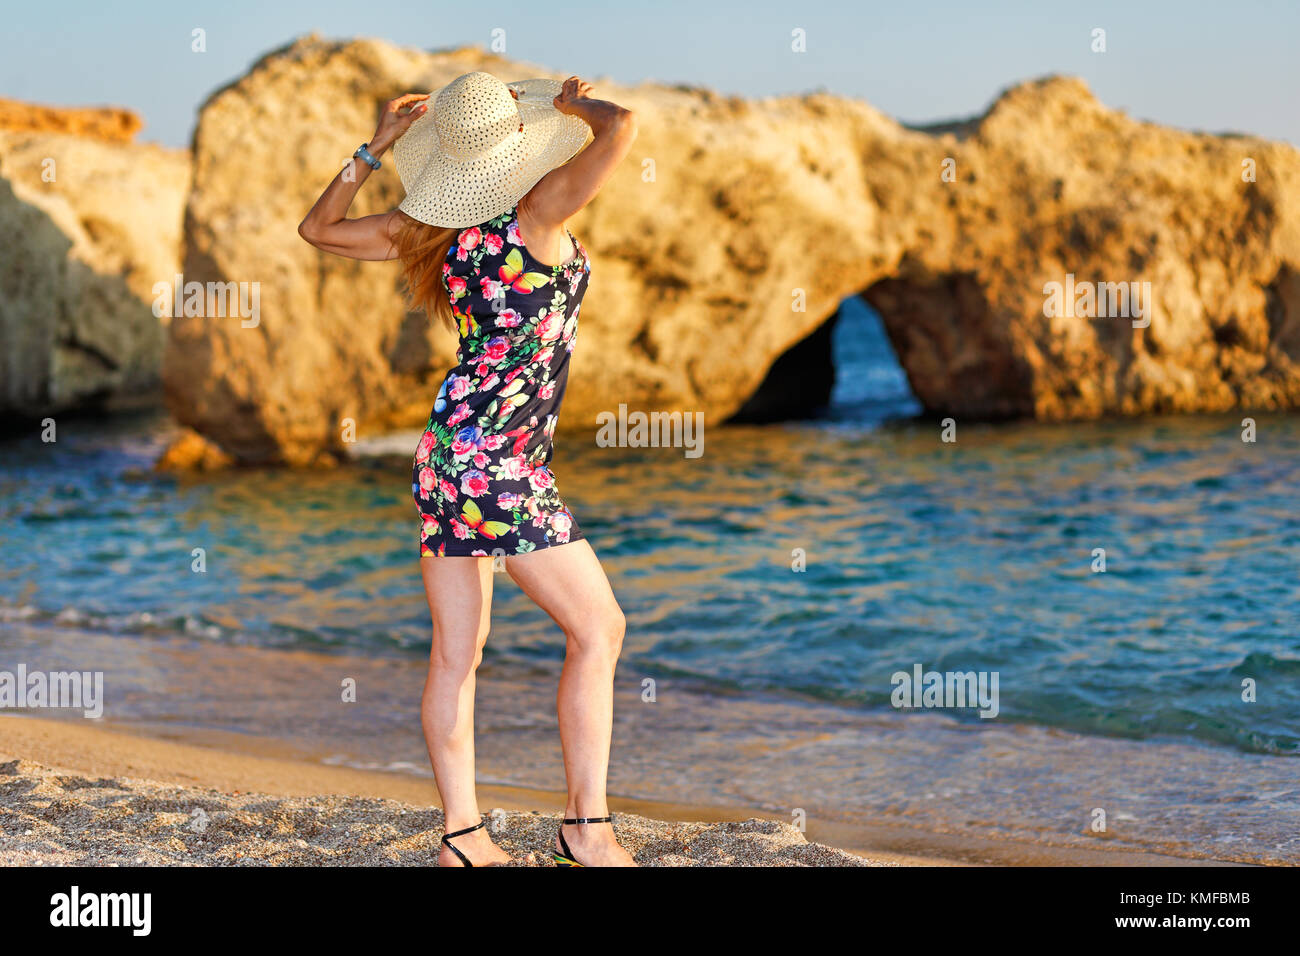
<box><xmin>392</xmin><ymin>210</ymin><xmax>459</xmax><ymax>332</ymax></box>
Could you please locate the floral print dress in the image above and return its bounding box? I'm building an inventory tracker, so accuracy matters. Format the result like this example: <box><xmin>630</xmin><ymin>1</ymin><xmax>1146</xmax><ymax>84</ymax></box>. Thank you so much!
<box><xmin>412</xmin><ymin>202</ymin><xmax>589</xmax><ymax>557</ymax></box>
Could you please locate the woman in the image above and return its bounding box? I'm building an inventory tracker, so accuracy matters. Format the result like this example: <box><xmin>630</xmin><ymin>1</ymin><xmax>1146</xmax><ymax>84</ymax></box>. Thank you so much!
<box><xmin>298</xmin><ymin>71</ymin><xmax>638</xmax><ymax>866</ymax></box>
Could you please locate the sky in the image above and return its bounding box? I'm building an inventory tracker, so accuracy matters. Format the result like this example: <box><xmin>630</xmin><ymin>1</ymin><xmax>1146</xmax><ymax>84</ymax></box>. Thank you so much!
<box><xmin>3</xmin><ymin>0</ymin><xmax>1297</xmax><ymax>148</ymax></box>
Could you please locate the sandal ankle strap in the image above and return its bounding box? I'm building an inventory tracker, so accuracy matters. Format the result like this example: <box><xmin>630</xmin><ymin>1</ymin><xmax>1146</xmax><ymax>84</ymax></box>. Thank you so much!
<box><xmin>561</xmin><ymin>815</ymin><xmax>613</xmax><ymax>825</ymax></box>
<box><xmin>442</xmin><ymin>819</ymin><xmax>487</xmax><ymax>841</ymax></box>
<box><xmin>441</xmin><ymin>818</ymin><xmax>487</xmax><ymax>867</ymax></box>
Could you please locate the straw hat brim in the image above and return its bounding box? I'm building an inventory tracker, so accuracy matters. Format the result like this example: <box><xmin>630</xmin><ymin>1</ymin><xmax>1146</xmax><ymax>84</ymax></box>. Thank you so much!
<box><xmin>394</xmin><ymin>77</ymin><xmax>594</xmax><ymax>229</ymax></box>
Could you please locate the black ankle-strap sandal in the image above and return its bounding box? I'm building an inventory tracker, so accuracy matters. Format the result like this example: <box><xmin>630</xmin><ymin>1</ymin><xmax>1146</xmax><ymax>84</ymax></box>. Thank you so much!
<box><xmin>442</xmin><ymin>819</ymin><xmax>495</xmax><ymax>867</ymax></box>
<box><xmin>553</xmin><ymin>814</ymin><xmax>613</xmax><ymax>867</ymax></box>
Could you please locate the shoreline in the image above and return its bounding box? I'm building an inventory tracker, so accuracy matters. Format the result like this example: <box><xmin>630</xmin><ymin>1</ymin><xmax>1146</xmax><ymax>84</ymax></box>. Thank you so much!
<box><xmin>0</xmin><ymin>715</ymin><xmax>1238</xmax><ymax>866</ymax></box>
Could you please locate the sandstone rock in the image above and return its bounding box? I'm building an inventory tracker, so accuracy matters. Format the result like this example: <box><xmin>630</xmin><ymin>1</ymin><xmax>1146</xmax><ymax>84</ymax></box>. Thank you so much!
<box><xmin>0</xmin><ymin>98</ymin><xmax>142</xmax><ymax>144</ymax></box>
<box><xmin>167</xmin><ymin>35</ymin><xmax>1300</xmax><ymax>464</ymax></box>
<box><xmin>872</xmin><ymin>76</ymin><xmax>1300</xmax><ymax>421</ymax></box>
<box><xmin>0</xmin><ymin>127</ymin><xmax>190</xmax><ymax>421</ymax></box>
<box><xmin>153</xmin><ymin>426</ymin><xmax>235</xmax><ymax>471</ymax></box>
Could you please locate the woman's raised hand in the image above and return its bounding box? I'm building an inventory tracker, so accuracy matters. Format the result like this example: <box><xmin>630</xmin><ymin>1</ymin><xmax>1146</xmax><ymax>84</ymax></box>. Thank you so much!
<box><xmin>552</xmin><ymin>76</ymin><xmax>594</xmax><ymax>115</ymax></box>
<box><xmin>369</xmin><ymin>94</ymin><xmax>430</xmax><ymax>154</ymax></box>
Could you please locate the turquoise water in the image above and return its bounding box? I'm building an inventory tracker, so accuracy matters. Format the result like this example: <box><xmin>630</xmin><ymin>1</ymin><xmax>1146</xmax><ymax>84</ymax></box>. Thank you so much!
<box><xmin>2</xmin><ymin>300</ymin><xmax>1299</xmax><ymax>860</ymax></box>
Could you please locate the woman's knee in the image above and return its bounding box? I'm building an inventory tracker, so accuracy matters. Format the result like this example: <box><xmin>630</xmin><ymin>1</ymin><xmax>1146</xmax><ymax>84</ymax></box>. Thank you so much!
<box><xmin>429</xmin><ymin>624</ymin><xmax>490</xmax><ymax>676</ymax></box>
<box><xmin>566</xmin><ymin>605</ymin><xmax>625</xmax><ymax>662</ymax></box>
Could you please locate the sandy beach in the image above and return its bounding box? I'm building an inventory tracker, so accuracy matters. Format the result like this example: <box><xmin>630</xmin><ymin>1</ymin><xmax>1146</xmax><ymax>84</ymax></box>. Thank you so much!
<box><xmin>0</xmin><ymin>715</ymin><xmax>897</xmax><ymax>867</ymax></box>
<box><xmin>1</xmin><ymin>715</ymin><xmax>1242</xmax><ymax>867</ymax></box>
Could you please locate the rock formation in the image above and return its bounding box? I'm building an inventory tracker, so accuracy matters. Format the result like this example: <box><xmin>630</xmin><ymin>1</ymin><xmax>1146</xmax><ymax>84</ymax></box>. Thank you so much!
<box><xmin>0</xmin><ymin>98</ymin><xmax>143</xmax><ymax>144</ymax></box>
<box><xmin>0</xmin><ymin>111</ymin><xmax>190</xmax><ymax>422</ymax></box>
<box><xmin>163</xmin><ymin>35</ymin><xmax>1299</xmax><ymax>464</ymax></box>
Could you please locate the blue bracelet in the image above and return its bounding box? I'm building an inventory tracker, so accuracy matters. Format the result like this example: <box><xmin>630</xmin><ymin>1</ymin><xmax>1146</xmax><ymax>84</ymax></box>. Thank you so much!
<box><xmin>354</xmin><ymin>143</ymin><xmax>381</xmax><ymax>170</ymax></box>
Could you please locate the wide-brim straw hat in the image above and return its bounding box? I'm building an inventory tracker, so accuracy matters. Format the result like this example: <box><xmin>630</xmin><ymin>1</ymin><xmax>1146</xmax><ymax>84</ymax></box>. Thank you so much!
<box><xmin>393</xmin><ymin>71</ymin><xmax>593</xmax><ymax>228</ymax></box>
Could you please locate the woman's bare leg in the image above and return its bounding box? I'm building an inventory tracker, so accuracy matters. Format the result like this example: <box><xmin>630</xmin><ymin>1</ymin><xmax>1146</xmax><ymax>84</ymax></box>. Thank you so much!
<box><xmin>505</xmin><ymin>539</ymin><xmax>635</xmax><ymax>866</ymax></box>
<box><xmin>419</xmin><ymin>555</ymin><xmax>511</xmax><ymax>866</ymax></box>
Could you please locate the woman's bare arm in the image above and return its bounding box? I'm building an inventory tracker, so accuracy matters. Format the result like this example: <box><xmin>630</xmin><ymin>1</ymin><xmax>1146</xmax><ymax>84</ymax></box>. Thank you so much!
<box><xmin>297</xmin><ymin>93</ymin><xmax>429</xmax><ymax>260</ymax></box>
<box><xmin>521</xmin><ymin>78</ymin><xmax>637</xmax><ymax>230</ymax></box>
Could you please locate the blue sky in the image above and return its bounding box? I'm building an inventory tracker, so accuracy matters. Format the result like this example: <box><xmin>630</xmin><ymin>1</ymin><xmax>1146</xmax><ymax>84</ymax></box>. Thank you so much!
<box><xmin>4</xmin><ymin>0</ymin><xmax>1297</xmax><ymax>147</ymax></box>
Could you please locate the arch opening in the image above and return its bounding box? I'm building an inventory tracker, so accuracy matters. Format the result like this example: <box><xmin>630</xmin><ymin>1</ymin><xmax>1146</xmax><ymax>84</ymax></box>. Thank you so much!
<box><xmin>727</xmin><ymin>295</ymin><xmax>921</xmax><ymax>425</ymax></box>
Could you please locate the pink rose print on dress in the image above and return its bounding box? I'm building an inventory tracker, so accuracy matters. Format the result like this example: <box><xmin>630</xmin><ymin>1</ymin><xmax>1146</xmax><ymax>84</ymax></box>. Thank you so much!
<box><xmin>416</xmin><ymin>430</ymin><xmax>436</xmax><ymax>460</ymax></box>
<box><xmin>451</xmin><ymin>425</ymin><xmax>486</xmax><ymax>459</ymax></box>
<box><xmin>456</xmin><ymin>226</ymin><xmax>482</xmax><ymax>259</ymax></box>
<box><xmin>498</xmin><ymin>455</ymin><xmax>533</xmax><ymax>480</ymax></box>
<box><xmin>460</xmin><ymin>469</ymin><xmax>490</xmax><ymax>498</ymax></box>
<box><xmin>537</xmin><ymin>311</ymin><xmax>564</xmax><ymax>342</ymax></box>
<box><xmin>447</xmin><ymin>403</ymin><xmax>472</xmax><ymax>427</ymax></box>
<box><xmin>482</xmin><ymin>336</ymin><xmax>509</xmax><ymax>365</ymax></box>
<box><xmin>448</xmin><ymin>375</ymin><xmax>473</xmax><ymax>401</ymax></box>
<box><xmin>528</xmin><ymin>466</ymin><xmax>555</xmax><ymax>493</ymax></box>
